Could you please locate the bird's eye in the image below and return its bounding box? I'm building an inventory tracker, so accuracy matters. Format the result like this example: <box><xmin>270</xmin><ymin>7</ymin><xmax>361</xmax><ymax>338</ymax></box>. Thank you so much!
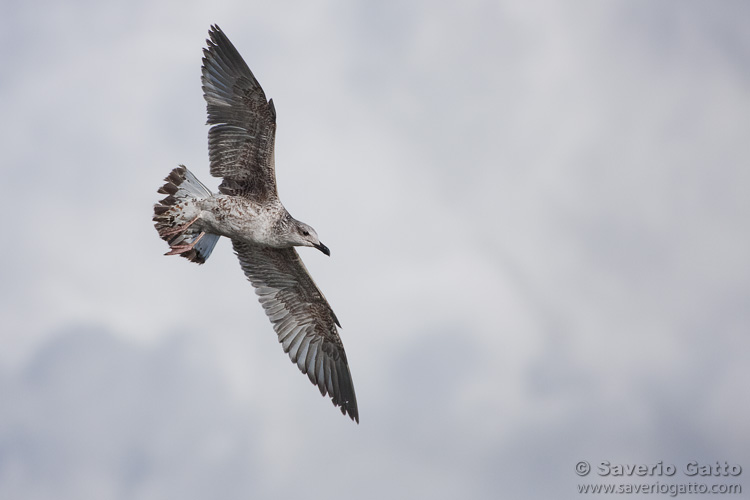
<box><xmin>301</xmin><ymin>230</ymin><xmax>309</xmax><ymax>236</ymax></box>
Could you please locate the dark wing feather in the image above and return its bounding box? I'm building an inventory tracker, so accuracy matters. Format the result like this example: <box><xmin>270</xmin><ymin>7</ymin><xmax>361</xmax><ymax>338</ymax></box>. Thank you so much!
<box><xmin>202</xmin><ymin>25</ymin><xmax>278</xmax><ymax>202</ymax></box>
<box><xmin>233</xmin><ymin>241</ymin><xmax>359</xmax><ymax>423</ymax></box>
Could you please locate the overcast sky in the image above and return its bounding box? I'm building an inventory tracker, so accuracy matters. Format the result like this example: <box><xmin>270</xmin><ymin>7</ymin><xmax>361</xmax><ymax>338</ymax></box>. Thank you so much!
<box><xmin>1</xmin><ymin>1</ymin><xmax>749</xmax><ymax>499</ymax></box>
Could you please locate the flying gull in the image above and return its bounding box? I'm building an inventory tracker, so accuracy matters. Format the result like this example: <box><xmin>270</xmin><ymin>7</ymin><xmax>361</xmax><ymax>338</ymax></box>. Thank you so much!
<box><xmin>153</xmin><ymin>25</ymin><xmax>358</xmax><ymax>423</ymax></box>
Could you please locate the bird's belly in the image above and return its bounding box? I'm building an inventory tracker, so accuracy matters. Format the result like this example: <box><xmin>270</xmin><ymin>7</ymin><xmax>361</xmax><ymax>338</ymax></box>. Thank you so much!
<box><xmin>197</xmin><ymin>196</ymin><xmax>271</xmax><ymax>243</ymax></box>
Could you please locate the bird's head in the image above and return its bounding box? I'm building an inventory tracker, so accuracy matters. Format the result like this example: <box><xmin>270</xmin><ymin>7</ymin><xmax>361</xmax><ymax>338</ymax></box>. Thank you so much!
<box><xmin>293</xmin><ymin>221</ymin><xmax>330</xmax><ymax>256</ymax></box>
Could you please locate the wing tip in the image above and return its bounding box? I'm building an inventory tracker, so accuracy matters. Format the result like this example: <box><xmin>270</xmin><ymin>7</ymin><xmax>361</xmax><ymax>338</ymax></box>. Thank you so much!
<box><xmin>343</xmin><ymin>399</ymin><xmax>359</xmax><ymax>424</ymax></box>
<box><xmin>208</xmin><ymin>24</ymin><xmax>223</xmax><ymax>40</ymax></box>
<box><xmin>338</xmin><ymin>370</ymin><xmax>359</xmax><ymax>424</ymax></box>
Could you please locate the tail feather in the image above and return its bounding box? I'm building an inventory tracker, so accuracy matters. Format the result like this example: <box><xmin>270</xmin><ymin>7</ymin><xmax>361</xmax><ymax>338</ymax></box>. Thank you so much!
<box><xmin>159</xmin><ymin>166</ymin><xmax>213</xmax><ymax>199</ymax></box>
<box><xmin>153</xmin><ymin>166</ymin><xmax>220</xmax><ymax>264</ymax></box>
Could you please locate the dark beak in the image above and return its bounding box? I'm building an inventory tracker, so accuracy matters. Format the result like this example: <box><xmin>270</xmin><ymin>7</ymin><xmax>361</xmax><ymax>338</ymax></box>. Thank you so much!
<box><xmin>314</xmin><ymin>242</ymin><xmax>330</xmax><ymax>256</ymax></box>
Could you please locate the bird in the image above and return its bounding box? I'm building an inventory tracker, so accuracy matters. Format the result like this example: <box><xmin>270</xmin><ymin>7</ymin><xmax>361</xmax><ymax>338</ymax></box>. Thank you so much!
<box><xmin>153</xmin><ymin>25</ymin><xmax>358</xmax><ymax>423</ymax></box>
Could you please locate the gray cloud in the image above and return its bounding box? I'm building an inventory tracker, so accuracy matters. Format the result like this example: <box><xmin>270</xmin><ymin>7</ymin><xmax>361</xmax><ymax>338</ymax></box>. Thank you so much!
<box><xmin>1</xmin><ymin>0</ymin><xmax>748</xmax><ymax>498</ymax></box>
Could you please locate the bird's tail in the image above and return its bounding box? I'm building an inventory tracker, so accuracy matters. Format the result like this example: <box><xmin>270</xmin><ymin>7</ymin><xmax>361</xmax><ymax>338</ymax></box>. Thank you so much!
<box><xmin>153</xmin><ymin>166</ymin><xmax>220</xmax><ymax>264</ymax></box>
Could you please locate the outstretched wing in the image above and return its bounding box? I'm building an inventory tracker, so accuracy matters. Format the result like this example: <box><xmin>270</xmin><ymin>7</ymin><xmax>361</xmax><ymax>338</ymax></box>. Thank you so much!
<box><xmin>202</xmin><ymin>25</ymin><xmax>278</xmax><ymax>202</ymax></box>
<box><xmin>233</xmin><ymin>241</ymin><xmax>359</xmax><ymax>422</ymax></box>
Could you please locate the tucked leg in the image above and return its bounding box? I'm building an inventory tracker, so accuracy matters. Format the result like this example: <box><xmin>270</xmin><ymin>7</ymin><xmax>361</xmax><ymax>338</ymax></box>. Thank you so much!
<box><xmin>159</xmin><ymin>215</ymin><xmax>200</xmax><ymax>237</ymax></box>
<box><xmin>165</xmin><ymin>231</ymin><xmax>206</xmax><ymax>256</ymax></box>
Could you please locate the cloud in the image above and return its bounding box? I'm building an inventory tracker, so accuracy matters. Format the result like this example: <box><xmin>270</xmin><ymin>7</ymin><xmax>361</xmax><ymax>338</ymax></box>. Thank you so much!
<box><xmin>1</xmin><ymin>1</ymin><xmax>749</xmax><ymax>498</ymax></box>
<box><xmin>0</xmin><ymin>326</ymin><xmax>265</xmax><ymax>499</ymax></box>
